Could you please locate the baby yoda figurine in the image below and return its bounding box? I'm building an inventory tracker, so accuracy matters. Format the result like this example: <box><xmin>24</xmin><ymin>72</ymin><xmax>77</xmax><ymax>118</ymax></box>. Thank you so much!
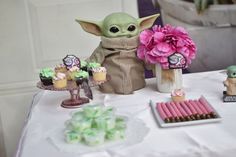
<box><xmin>76</xmin><ymin>12</ymin><xmax>159</xmax><ymax>94</ymax></box>
<box><xmin>224</xmin><ymin>65</ymin><xmax>236</xmax><ymax>96</ymax></box>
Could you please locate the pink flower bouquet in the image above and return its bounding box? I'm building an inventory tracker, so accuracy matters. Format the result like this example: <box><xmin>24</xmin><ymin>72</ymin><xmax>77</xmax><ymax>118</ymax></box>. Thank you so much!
<box><xmin>137</xmin><ymin>25</ymin><xmax>197</xmax><ymax>69</ymax></box>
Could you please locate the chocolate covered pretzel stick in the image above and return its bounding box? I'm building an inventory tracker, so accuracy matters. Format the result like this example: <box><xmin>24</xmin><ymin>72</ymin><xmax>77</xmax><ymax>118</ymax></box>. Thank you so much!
<box><xmin>161</xmin><ymin>103</ymin><xmax>175</xmax><ymax>123</ymax></box>
<box><xmin>166</xmin><ymin>102</ymin><xmax>181</xmax><ymax>122</ymax></box>
<box><xmin>170</xmin><ymin>102</ymin><xmax>185</xmax><ymax>122</ymax></box>
<box><xmin>194</xmin><ymin>100</ymin><xmax>211</xmax><ymax>119</ymax></box>
<box><xmin>156</xmin><ymin>103</ymin><xmax>171</xmax><ymax>123</ymax></box>
<box><xmin>199</xmin><ymin>98</ymin><xmax>217</xmax><ymax>118</ymax></box>
<box><xmin>180</xmin><ymin>102</ymin><xmax>196</xmax><ymax>120</ymax></box>
<box><xmin>185</xmin><ymin>101</ymin><xmax>201</xmax><ymax>120</ymax></box>
<box><xmin>175</xmin><ymin>102</ymin><xmax>192</xmax><ymax>121</ymax></box>
<box><xmin>189</xmin><ymin>100</ymin><xmax>206</xmax><ymax>119</ymax></box>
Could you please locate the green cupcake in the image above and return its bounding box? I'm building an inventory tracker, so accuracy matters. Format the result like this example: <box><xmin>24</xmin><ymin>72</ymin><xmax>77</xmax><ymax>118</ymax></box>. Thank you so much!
<box><xmin>87</xmin><ymin>62</ymin><xmax>101</xmax><ymax>76</ymax></box>
<box><xmin>39</xmin><ymin>68</ymin><xmax>55</xmax><ymax>86</ymax></box>
<box><xmin>80</xmin><ymin>60</ymin><xmax>88</xmax><ymax>71</ymax></box>
<box><xmin>75</xmin><ymin>70</ymin><xmax>89</xmax><ymax>85</ymax></box>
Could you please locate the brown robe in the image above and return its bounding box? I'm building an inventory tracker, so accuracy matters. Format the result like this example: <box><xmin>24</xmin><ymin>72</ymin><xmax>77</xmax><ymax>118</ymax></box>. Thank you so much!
<box><xmin>224</xmin><ymin>78</ymin><xmax>236</xmax><ymax>95</ymax></box>
<box><xmin>87</xmin><ymin>36</ymin><xmax>146</xmax><ymax>94</ymax></box>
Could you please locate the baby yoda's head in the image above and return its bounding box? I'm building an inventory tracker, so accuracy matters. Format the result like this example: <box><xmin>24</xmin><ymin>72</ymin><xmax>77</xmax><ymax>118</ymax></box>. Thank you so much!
<box><xmin>76</xmin><ymin>12</ymin><xmax>159</xmax><ymax>38</ymax></box>
<box><xmin>227</xmin><ymin>65</ymin><xmax>236</xmax><ymax>78</ymax></box>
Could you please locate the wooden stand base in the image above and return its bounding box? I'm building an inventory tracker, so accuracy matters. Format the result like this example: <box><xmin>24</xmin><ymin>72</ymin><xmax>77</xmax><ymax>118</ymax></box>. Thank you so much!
<box><xmin>223</xmin><ymin>91</ymin><xmax>236</xmax><ymax>102</ymax></box>
<box><xmin>61</xmin><ymin>97</ymin><xmax>89</xmax><ymax>108</ymax></box>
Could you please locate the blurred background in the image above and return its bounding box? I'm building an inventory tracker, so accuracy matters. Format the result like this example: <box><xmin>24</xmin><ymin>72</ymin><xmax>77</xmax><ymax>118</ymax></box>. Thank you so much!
<box><xmin>0</xmin><ymin>0</ymin><xmax>235</xmax><ymax>157</ymax></box>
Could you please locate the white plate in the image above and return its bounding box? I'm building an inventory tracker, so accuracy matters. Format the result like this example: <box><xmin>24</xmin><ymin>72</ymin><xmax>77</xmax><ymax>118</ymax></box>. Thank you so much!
<box><xmin>150</xmin><ymin>96</ymin><xmax>222</xmax><ymax>128</ymax></box>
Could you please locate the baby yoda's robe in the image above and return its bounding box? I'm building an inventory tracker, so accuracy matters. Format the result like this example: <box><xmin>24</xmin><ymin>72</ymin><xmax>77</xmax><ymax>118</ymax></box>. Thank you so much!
<box><xmin>87</xmin><ymin>35</ymin><xmax>145</xmax><ymax>94</ymax></box>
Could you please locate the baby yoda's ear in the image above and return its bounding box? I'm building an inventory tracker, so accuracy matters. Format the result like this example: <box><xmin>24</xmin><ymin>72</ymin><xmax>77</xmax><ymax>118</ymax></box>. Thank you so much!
<box><xmin>75</xmin><ymin>19</ymin><xmax>103</xmax><ymax>36</ymax></box>
<box><xmin>138</xmin><ymin>14</ymin><xmax>160</xmax><ymax>31</ymax></box>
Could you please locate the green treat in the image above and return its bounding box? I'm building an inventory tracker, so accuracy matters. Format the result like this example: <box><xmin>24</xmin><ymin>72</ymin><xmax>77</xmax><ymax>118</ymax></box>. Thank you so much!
<box><xmin>115</xmin><ymin>117</ymin><xmax>126</xmax><ymax>129</ymax></box>
<box><xmin>40</xmin><ymin>68</ymin><xmax>55</xmax><ymax>78</ymax></box>
<box><xmin>95</xmin><ymin>115</ymin><xmax>116</xmax><ymax>131</ymax></box>
<box><xmin>69</xmin><ymin>118</ymin><xmax>92</xmax><ymax>132</ymax></box>
<box><xmin>65</xmin><ymin>130</ymin><xmax>81</xmax><ymax>144</ymax></box>
<box><xmin>83</xmin><ymin>105</ymin><xmax>103</xmax><ymax>118</ymax></box>
<box><xmin>106</xmin><ymin>128</ymin><xmax>125</xmax><ymax>140</ymax></box>
<box><xmin>80</xmin><ymin>60</ymin><xmax>87</xmax><ymax>68</ymax></box>
<box><xmin>74</xmin><ymin>70</ymin><xmax>89</xmax><ymax>79</ymax></box>
<box><xmin>103</xmin><ymin>106</ymin><xmax>115</xmax><ymax>116</ymax></box>
<box><xmin>72</xmin><ymin>111</ymin><xmax>85</xmax><ymax>121</ymax></box>
<box><xmin>83</xmin><ymin>129</ymin><xmax>105</xmax><ymax>146</ymax></box>
<box><xmin>87</xmin><ymin>62</ymin><xmax>101</xmax><ymax>68</ymax></box>
<box><xmin>227</xmin><ymin>65</ymin><xmax>236</xmax><ymax>78</ymax></box>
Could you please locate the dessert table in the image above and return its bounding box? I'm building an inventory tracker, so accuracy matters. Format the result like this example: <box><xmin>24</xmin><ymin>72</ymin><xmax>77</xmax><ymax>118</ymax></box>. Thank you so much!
<box><xmin>16</xmin><ymin>70</ymin><xmax>236</xmax><ymax>157</ymax></box>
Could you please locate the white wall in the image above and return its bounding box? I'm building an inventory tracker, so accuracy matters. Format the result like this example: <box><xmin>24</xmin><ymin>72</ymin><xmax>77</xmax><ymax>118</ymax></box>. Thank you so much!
<box><xmin>0</xmin><ymin>0</ymin><xmax>138</xmax><ymax>157</ymax></box>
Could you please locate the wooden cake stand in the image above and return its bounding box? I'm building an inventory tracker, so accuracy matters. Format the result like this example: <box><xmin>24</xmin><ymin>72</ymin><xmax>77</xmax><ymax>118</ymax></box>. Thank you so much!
<box><xmin>37</xmin><ymin>76</ymin><xmax>110</xmax><ymax>109</ymax></box>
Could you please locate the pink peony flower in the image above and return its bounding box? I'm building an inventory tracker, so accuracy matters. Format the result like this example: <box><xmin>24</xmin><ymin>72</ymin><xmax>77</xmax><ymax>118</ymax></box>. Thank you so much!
<box><xmin>137</xmin><ymin>24</ymin><xmax>197</xmax><ymax>69</ymax></box>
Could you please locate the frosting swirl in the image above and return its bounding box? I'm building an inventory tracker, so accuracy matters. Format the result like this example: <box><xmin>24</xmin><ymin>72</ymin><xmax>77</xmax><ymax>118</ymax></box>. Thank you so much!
<box><xmin>69</xmin><ymin>66</ymin><xmax>80</xmax><ymax>72</ymax></box>
<box><xmin>171</xmin><ymin>89</ymin><xmax>185</xmax><ymax>97</ymax></box>
<box><xmin>92</xmin><ymin>67</ymin><xmax>106</xmax><ymax>73</ymax></box>
<box><xmin>53</xmin><ymin>72</ymin><xmax>66</xmax><ymax>80</ymax></box>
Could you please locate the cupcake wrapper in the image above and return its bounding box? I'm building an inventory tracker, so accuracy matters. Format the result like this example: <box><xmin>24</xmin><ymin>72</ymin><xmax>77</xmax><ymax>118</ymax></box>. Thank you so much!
<box><xmin>40</xmin><ymin>76</ymin><xmax>53</xmax><ymax>86</ymax></box>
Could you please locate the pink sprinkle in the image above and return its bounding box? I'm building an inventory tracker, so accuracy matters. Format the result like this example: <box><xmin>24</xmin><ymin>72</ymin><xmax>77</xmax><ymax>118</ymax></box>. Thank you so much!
<box><xmin>175</xmin><ymin>102</ymin><xmax>188</xmax><ymax>117</ymax></box>
<box><xmin>156</xmin><ymin>103</ymin><xmax>168</xmax><ymax>120</ymax></box>
<box><xmin>194</xmin><ymin>100</ymin><xmax>208</xmax><ymax>114</ymax></box>
<box><xmin>185</xmin><ymin>101</ymin><xmax>197</xmax><ymax>114</ymax></box>
<box><xmin>166</xmin><ymin>102</ymin><xmax>178</xmax><ymax>117</ymax></box>
<box><xmin>170</xmin><ymin>102</ymin><xmax>182</xmax><ymax>117</ymax></box>
<box><xmin>199</xmin><ymin>97</ymin><xmax>213</xmax><ymax>113</ymax></box>
<box><xmin>180</xmin><ymin>102</ymin><xmax>193</xmax><ymax>116</ymax></box>
<box><xmin>189</xmin><ymin>100</ymin><xmax>203</xmax><ymax>115</ymax></box>
<box><xmin>161</xmin><ymin>103</ymin><xmax>173</xmax><ymax>118</ymax></box>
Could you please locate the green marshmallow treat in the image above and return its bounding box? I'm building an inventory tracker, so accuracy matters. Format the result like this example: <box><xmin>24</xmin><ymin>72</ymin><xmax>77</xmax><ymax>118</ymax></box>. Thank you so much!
<box><xmin>65</xmin><ymin>130</ymin><xmax>81</xmax><ymax>144</ymax></box>
<box><xmin>83</xmin><ymin>129</ymin><xmax>105</xmax><ymax>146</ymax></box>
<box><xmin>106</xmin><ymin>128</ymin><xmax>125</xmax><ymax>140</ymax></box>
<box><xmin>64</xmin><ymin>105</ymin><xmax>127</xmax><ymax>146</ymax></box>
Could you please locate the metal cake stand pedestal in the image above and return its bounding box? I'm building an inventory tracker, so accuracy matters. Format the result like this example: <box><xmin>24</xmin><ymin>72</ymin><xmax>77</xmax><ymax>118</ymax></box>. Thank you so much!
<box><xmin>37</xmin><ymin>76</ymin><xmax>109</xmax><ymax>109</ymax></box>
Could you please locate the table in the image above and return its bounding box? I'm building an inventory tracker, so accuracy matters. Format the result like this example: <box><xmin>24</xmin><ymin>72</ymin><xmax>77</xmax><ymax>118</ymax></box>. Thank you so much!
<box><xmin>16</xmin><ymin>70</ymin><xmax>236</xmax><ymax>157</ymax></box>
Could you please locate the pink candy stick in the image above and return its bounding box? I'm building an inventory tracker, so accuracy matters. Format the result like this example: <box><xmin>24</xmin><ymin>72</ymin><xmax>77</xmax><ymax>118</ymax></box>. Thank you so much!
<box><xmin>166</xmin><ymin>102</ymin><xmax>178</xmax><ymax>118</ymax></box>
<box><xmin>156</xmin><ymin>103</ymin><xmax>168</xmax><ymax>120</ymax></box>
<box><xmin>170</xmin><ymin>102</ymin><xmax>182</xmax><ymax>117</ymax></box>
<box><xmin>180</xmin><ymin>102</ymin><xmax>193</xmax><ymax>116</ymax></box>
<box><xmin>175</xmin><ymin>102</ymin><xmax>188</xmax><ymax>117</ymax></box>
<box><xmin>199</xmin><ymin>97</ymin><xmax>213</xmax><ymax>113</ymax></box>
<box><xmin>185</xmin><ymin>101</ymin><xmax>197</xmax><ymax>115</ymax></box>
<box><xmin>161</xmin><ymin>103</ymin><xmax>173</xmax><ymax>118</ymax></box>
<box><xmin>189</xmin><ymin>100</ymin><xmax>203</xmax><ymax>115</ymax></box>
<box><xmin>194</xmin><ymin>100</ymin><xmax>208</xmax><ymax>114</ymax></box>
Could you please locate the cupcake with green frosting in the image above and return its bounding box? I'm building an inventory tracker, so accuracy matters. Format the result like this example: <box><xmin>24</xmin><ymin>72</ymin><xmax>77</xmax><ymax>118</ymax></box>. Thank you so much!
<box><xmin>80</xmin><ymin>60</ymin><xmax>88</xmax><ymax>71</ymax></box>
<box><xmin>39</xmin><ymin>68</ymin><xmax>55</xmax><ymax>86</ymax></box>
<box><xmin>75</xmin><ymin>70</ymin><xmax>89</xmax><ymax>85</ymax></box>
<box><xmin>87</xmin><ymin>62</ymin><xmax>101</xmax><ymax>76</ymax></box>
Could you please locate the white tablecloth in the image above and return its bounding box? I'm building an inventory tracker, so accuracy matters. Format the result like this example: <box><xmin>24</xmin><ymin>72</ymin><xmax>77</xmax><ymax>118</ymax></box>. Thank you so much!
<box><xmin>16</xmin><ymin>70</ymin><xmax>236</xmax><ymax>157</ymax></box>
